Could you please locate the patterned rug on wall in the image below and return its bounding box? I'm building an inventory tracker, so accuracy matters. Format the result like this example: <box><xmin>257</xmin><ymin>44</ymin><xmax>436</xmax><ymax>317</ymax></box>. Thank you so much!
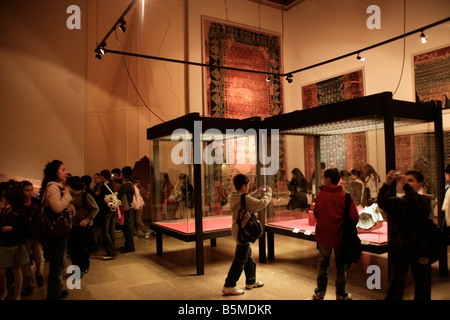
<box><xmin>414</xmin><ymin>45</ymin><xmax>450</xmax><ymax>109</ymax></box>
<box><xmin>203</xmin><ymin>18</ymin><xmax>286</xmax><ymax>190</ymax></box>
<box><xmin>395</xmin><ymin>131</ymin><xmax>450</xmax><ymax>196</ymax></box>
<box><xmin>302</xmin><ymin>69</ymin><xmax>366</xmax><ymax>181</ymax></box>
<box><xmin>204</xmin><ymin>18</ymin><xmax>283</xmax><ymax>119</ymax></box>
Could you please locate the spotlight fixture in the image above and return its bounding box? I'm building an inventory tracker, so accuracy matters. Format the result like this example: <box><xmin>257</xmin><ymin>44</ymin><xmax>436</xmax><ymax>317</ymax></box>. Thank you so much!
<box><xmin>286</xmin><ymin>74</ymin><xmax>293</xmax><ymax>83</ymax></box>
<box><xmin>119</xmin><ymin>18</ymin><xmax>127</xmax><ymax>32</ymax></box>
<box><xmin>266</xmin><ymin>75</ymin><xmax>272</xmax><ymax>82</ymax></box>
<box><xmin>356</xmin><ymin>54</ymin><xmax>365</xmax><ymax>62</ymax></box>
<box><xmin>420</xmin><ymin>31</ymin><xmax>427</xmax><ymax>43</ymax></box>
<box><xmin>95</xmin><ymin>48</ymin><xmax>102</xmax><ymax>60</ymax></box>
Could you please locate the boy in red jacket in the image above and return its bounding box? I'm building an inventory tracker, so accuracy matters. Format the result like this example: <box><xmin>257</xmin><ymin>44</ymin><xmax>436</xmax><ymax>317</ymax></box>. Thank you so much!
<box><xmin>312</xmin><ymin>168</ymin><xmax>359</xmax><ymax>300</ymax></box>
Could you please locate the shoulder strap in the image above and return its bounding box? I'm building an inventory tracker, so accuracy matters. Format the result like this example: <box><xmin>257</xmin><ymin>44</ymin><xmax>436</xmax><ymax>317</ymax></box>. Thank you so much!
<box><xmin>240</xmin><ymin>193</ymin><xmax>247</xmax><ymax>210</ymax></box>
<box><xmin>82</xmin><ymin>191</ymin><xmax>88</xmax><ymax>208</ymax></box>
<box><xmin>344</xmin><ymin>192</ymin><xmax>351</xmax><ymax>215</ymax></box>
<box><xmin>40</xmin><ymin>182</ymin><xmax>61</xmax><ymax>207</ymax></box>
<box><xmin>104</xmin><ymin>182</ymin><xmax>114</xmax><ymax>194</ymax></box>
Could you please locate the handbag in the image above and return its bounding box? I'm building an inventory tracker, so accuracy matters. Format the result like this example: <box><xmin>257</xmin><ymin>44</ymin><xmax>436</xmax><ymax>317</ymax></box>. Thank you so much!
<box><xmin>341</xmin><ymin>193</ymin><xmax>362</xmax><ymax>267</ymax></box>
<box><xmin>237</xmin><ymin>193</ymin><xmax>263</xmax><ymax>244</ymax></box>
<box><xmin>103</xmin><ymin>183</ymin><xmax>121</xmax><ymax>211</ymax></box>
<box><xmin>29</xmin><ymin>186</ymin><xmax>72</xmax><ymax>240</ymax></box>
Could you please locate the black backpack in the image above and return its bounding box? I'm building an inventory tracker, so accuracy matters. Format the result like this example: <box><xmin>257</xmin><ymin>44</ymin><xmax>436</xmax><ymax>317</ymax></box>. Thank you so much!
<box><xmin>237</xmin><ymin>193</ymin><xmax>263</xmax><ymax>244</ymax></box>
<box><xmin>341</xmin><ymin>193</ymin><xmax>362</xmax><ymax>267</ymax></box>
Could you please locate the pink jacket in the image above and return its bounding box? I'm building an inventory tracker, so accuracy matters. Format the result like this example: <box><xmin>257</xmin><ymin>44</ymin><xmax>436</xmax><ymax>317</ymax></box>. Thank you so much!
<box><xmin>314</xmin><ymin>185</ymin><xmax>359</xmax><ymax>248</ymax></box>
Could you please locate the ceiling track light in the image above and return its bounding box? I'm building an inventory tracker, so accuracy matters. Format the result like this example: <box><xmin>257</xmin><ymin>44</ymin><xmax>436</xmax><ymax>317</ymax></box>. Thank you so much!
<box><xmin>119</xmin><ymin>18</ymin><xmax>127</xmax><ymax>32</ymax></box>
<box><xmin>95</xmin><ymin>42</ymin><xmax>107</xmax><ymax>59</ymax></box>
<box><xmin>286</xmin><ymin>74</ymin><xmax>293</xmax><ymax>83</ymax></box>
<box><xmin>356</xmin><ymin>53</ymin><xmax>365</xmax><ymax>62</ymax></box>
<box><xmin>420</xmin><ymin>31</ymin><xmax>427</xmax><ymax>43</ymax></box>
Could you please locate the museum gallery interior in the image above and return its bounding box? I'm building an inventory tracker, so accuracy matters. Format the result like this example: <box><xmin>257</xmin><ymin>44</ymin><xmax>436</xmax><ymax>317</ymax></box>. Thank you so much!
<box><xmin>0</xmin><ymin>0</ymin><xmax>450</xmax><ymax>301</ymax></box>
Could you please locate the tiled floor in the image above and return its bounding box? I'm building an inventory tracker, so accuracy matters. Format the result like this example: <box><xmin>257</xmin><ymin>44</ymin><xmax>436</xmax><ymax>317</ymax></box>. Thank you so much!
<box><xmin>12</xmin><ymin>230</ymin><xmax>450</xmax><ymax>301</ymax></box>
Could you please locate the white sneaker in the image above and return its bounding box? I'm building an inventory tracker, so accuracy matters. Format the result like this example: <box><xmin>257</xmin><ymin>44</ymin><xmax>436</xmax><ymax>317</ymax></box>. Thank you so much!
<box><xmin>222</xmin><ymin>286</ymin><xmax>245</xmax><ymax>295</ymax></box>
<box><xmin>245</xmin><ymin>280</ymin><xmax>264</xmax><ymax>290</ymax></box>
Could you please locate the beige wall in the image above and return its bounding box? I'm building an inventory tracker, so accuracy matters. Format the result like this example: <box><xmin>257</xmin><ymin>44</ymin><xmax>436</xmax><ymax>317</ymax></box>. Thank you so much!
<box><xmin>0</xmin><ymin>0</ymin><xmax>87</xmax><ymax>181</ymax></box>
<box><xmin>0</xmin><ymin>0</ymin><xmax>448</xmax><ymax>184</ymax></box>
<box><xmin>85</xmin><ymin>0</ymin><xmax>186</xmax><ymax>175</ymax></box>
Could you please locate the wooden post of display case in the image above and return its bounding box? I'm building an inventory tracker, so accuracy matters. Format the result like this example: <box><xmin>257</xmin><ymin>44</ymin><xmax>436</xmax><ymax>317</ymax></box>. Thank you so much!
<box><xmin>433</xmin><ymin>101</ymin><xmax>448</xmax><ymax>276</ymax></box>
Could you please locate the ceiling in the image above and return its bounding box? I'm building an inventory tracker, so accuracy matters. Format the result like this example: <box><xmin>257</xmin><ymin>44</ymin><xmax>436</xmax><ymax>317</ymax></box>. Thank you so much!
<box><xmin>248</xmin><ymin>0</ymin><xmax>306</xmax><ymax>10</ymax></box>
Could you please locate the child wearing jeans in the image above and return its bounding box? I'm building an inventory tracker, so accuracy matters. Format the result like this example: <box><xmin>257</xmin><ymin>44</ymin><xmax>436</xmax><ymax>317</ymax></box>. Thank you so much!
<box><xmin>222</xmin><ymin>174</ymin><xmax>272</xmax><ymax>295</ymax></box>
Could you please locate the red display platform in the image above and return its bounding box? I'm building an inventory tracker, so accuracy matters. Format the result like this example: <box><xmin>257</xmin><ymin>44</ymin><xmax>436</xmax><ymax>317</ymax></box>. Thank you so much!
<box><xmin>153</xmin><ymin>216</ymin><xmax>232</xmax><ymax>234</ymax></box>
<box><xmin>267</xmin><ymin>218</ymin><xmax>388</xmax><ymax>245</ymax></box>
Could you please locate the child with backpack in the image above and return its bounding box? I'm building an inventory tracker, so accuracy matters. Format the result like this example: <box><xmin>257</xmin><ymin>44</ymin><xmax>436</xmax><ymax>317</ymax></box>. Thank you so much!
<box><xmin>222</xmin><ymin>174</ymin><xmax>272</xmax><ymax>295</ymax></box>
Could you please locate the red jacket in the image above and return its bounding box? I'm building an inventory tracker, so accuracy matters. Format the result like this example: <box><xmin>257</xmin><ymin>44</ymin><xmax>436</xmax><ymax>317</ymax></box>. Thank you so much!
<box><xmin>314</xmin><ymin>185</ymin><xmax>359</xmax><ymax>248</ymax></box>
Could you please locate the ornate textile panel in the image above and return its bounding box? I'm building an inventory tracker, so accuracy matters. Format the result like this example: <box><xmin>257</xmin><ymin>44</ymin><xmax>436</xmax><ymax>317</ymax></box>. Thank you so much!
<box><xmin>203</xmin><ymin>18</ymin><xmax>286</xmax><ymax>190</ymax></box>
<box><xmin>204</xmin><ymin>19</ymin><xmax>283</xmax><ymax>119</ymax></box>
<box><xmin>302</xmin><ymin>69</ymin><xmax>365</xmax><ymax>181</ymax></box>
<box><xmin>395</xmin><ymin>131</ymin><xmax>450</xmax><ymax>196</ymax></box>
<box><xmin>414</xmin><ymin>46</ymin><xmax>450</xmax><ymax>109</ymax></box>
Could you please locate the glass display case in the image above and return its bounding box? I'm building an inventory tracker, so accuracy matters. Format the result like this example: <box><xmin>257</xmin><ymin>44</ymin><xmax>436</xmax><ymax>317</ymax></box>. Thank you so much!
<box><xmin>147</xmin><ymin>92</ymin><xmax>447</xmax><ymax>276</ymax></box>
<box><xmin>260</xmin><ymin>92</ymin><xmax>447</xmax><ymax>274</ymax></box>
<box><xmin>147</xmin><ymin>113</ymin><xmax>262</xmax><ymax>275</ymax></box>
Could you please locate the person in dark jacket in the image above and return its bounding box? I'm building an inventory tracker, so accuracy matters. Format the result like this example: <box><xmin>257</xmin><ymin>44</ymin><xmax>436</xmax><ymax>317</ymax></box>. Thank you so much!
<box><xmin>287</xmin><ymin>168</ymin><xmax>309</xmax><ymax>210</ymax></box>
<box><xmin>118</xmin><ymin>166</ymin><xmax>135</xmax><ymax>253</ymax></box>
<box><xmin>98</xmin><ymin>169</ymin><xmax>117</xmax><ymax>260</ymax></box>
<box><xmin>0</xmin><ymin>184</ymin><xmax>29</xmax><ymax>300</ymax></box>
<box><xmin>377</xmin><ymin>170</ymin><xmax>433</xmax><ymax>300</ymax></box>
<box><xmin>67</xmin><ymin>176</ymin><xmax>99</xmax><ymax>276</ymax></box>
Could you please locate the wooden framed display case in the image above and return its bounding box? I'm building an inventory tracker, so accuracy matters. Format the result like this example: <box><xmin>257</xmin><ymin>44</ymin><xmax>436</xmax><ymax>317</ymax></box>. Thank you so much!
<box><xmin>259</xmin><ymin>92</ymin><xmax>448</xmax><ymax>276</ymax></box>
<box><xmin>147</xmin><ymin>113</ymin><xmax>264</xmax><ymax>275</ymax></box>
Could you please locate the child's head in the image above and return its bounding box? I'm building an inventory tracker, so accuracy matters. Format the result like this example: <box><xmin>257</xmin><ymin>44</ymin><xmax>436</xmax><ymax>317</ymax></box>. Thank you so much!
<box><xmin>351</xmin><ymin>169</ymin><xmax>361</xmax><ymax>179</ymax></box>
<box><xmin>93</xmin><ymin>173</ymin><xmax>101</xmax><ymax>185</ymax></box>
<box><xmin>81</xmin><ymin>175</ymin><xmax>92</xmax><ymax>189</ymax></box>
<box><xmin>20</xmin><ymin>180</ymin><xmax>34</xmax><ymax>202</ymax></box>
<box><xmin>100</xmin><ymin>169</ymin><xmax>111</xmax><ymax>182</ymax></box>
<box><xmin>324</xmin><ymin>168</ymin><xmax>340</xmax><ymax>185</ymax></box>
<box><xmin>121</xmin><ymin>166</ymin><xmax>133</xmax><ymax>180</ymax></box>
<box><xmin>445</xmin><ymin>164</ymin><xmax>450</xmax><ymax>182</ymax></box>
<box><xmin>179</xmin><ymin>173</ymin><xmax>187</xmax><ymax>183</ymax></box>
<box><xmin>67</xmin><ymin>176</ymin><xmax>84</xmax><ymax>192</ymax></box>
<box><xmin>3</xmin><ymin>185</ymin><xmax>24</xmax><ymax>210</ymax></box>
<box><xmin>404</xmin><ymin>170</ymin><xmax>424</xmax><ymax>192</ymax></box>
<box><xmin>233</xmin><ymin>174</ymin><xmax>249</xmax><ymax>192</ymax></box>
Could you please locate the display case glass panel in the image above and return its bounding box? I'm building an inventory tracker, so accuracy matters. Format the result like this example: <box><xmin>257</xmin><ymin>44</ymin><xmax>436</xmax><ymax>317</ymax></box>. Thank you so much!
<box><xmin>264</xmin><ymin>114</ymin><xmax>390</xmax><ymax>248</ymax></box>
<box><xmin>393</xmin><ymin>117</ymin><xmax>438</xmax><ymax>219</ymax></box>
<box><xmin>262</xmin><ymin>93</ymin><xmax>445</xmax><ymax>258</ymax></box>
<box><xmin>149</xmin><ymin>131</ymin><xmax>256</xmax><ymax>236</ymax></box>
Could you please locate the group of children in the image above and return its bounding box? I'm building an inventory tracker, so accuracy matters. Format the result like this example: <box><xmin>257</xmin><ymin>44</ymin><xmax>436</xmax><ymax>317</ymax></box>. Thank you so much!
<box><xmin>0</xmin><ymin>162</ymin><xmax>151</xmax><ymax>300</ymax></box>
<box><xmin>0</xmin><ymin>180</ymin><xmax>44</xmax><ymax>300</ymax></box>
